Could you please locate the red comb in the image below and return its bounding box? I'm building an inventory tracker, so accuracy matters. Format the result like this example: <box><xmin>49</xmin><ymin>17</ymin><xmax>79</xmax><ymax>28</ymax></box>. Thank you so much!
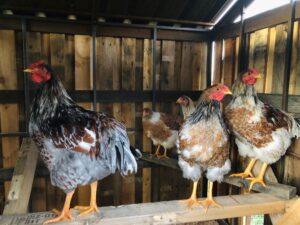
<box><xmin>29</xmin><ymin>60</ymin><xmax>45</xmax><ymax>69</ymax></box>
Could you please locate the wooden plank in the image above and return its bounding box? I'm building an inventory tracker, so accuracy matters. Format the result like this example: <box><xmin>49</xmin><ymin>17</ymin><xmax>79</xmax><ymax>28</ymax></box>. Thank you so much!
<box><xmin>248</xmin><ymin>28</ymin><xmax>268</xmax><ymax>93</ymax></box>
<box><xmin>180</xmin><ymin>42</ymin><xmax>193</xmax><ymax>90</ymax></box>
<box><xmin>27</xmin><ymin>31</ymin><xmax>47</xmax><ymax>212</ymax></box>
<box><xmin>0</xmin><ymin>29</ymin><xmax>19</xmax><ymax>204</ymax></box>
<box><xmin>272</xmin><ymin>24</ymin><xmax>288</xmax><ymax>94</ymax></box>
<box><xmin>0</xmin><ymin>193</ymin><xmax>294</xmax><ymax>225</ymax></box>
<box><xmin>265</xmin><ymin>27</ymin><xmax>276</xmax><ymax>94</ymax></box>
<box><xmin>276</xmin><ymin>198</ymin><xmax>300</xmax><ymax>225</ymax></box>
<box><xmin>121</xmin><ymin>37</ymin><xmax>136</xmax><ymax>204</ymax></box>
<box><xmin>74</xmin><ymin>35</ymin><xmax>91</xmax><ymax>207</ymax></box>
<box><xmin>212</xmin><ymin>41</ymin><xmax>223</xmax><ymax>84</ymax></box>
<box><xmin>222</xmin><ymin>38</ymin><xmax>235</xmax><ymax>88</ymax></box>
<box><xmin>142</xmin><ymin>39</ymin><xmax>153</xmax><ymax>203</ymax></box>
<box><xmin>140</xmin><ymin>153</ymin><xmax>297</xmax><ymax>201</ymax></box>
<box><xmin>3</xmin><ymin>138</ymin><xmax>39</xmax><ymax>215</ymax></box>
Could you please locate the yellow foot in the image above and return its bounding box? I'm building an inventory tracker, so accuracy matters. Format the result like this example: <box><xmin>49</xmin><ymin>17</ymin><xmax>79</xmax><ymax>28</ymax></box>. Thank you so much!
<box><xmin>198</xmin><ymin>198</ymin><xmax>222</xmax><ymax>213</ymax></box>
<box><xmin>43</xmin><ymin>210</ymin><xmax>73</xmax><ymax>224</ymax></box>
<box><xmin>158</xmin><ymin>155</ymin><xmax>169</xmax><ymax>159</ymax></box>
<box><xmin>73</xmin><ymin>204</ymin><xmax>99</xmax><ymax>217</ymax></box>
<box><xmin>246</xmin><ymin>176</ymin><xmax>266</xmax><ymax>191</ymax></box>
<box><xmin>179</xmin><ymin>197</ymin><xmax>200</xmax><ymax>209</ymax></box>
<box><xmin>230</xmin><ymin>171</ymin><xmax>254</xmax><ymax>179</ymax></box>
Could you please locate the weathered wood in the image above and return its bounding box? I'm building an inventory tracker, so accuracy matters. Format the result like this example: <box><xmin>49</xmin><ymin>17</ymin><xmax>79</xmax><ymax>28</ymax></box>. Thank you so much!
<box><xmin>276</xmin><ymin>197</ymin><xmax>300</xmax><ymax>225</ymax></box>
<box><xmin>74</xmin><ymin>35</ymin><xmax>92</xmax><ymax>206</ymax></box>
<box><xmin>212</xmin><ymin>41</ymin><xmax>223</xmax><ymax>84</ymax></box>
<box><xmin>0</xmin><ymin>193</ymin><xmax>295</xmax><ymax>225</ymax></box>
<box><xmin>0</xmin><ymin>29</ymin><xmax>19</xmax><ymax>200</ymax></box>
<box><xmin>142</xmin><ymin>39</ymin><xmax>153</xmax><ymax>203</ymax></box>
<box><xmin>3</xmin><ymin>138</ymin><xmax>38</xmax><ymax>215</ymax></box>
<box><xmin>121</xmin><ymin>37</ymin><xmax>136</xmax><ymax>204</ymax></box>
<box><xmin>140</xmin><ymin>153</ymin><xmax>297</xmax><ymax>200</ymax></box>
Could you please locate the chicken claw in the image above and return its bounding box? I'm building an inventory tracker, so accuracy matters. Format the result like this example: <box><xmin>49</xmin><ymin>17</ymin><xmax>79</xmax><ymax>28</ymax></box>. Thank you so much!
<box><xmin>246</xmin><ymin>176</ymin><xmax>266</xmax><ymax>191</ymax></box>
<box><xmin>74</xmin><ymin>204</ymin><xmax>99</xmax><ymax>216</ymax></box>
<box><xmin>198</xmin><ymin>197</ymin><xmax>222</xmax><ymax>213</ymax></box>
<box><xmin>230</xmin><ymin>171</ymin><xmax>254</xmax><ymax>179</ymax></box>
<box><xmin>43</xmin><ymin>210</ymin><xmax>73</xmax><ymax>224</ymax></box>
<box><xmin>179</xmin><ymin>197</ymin><xmax>200</xmax><ymax>208</ymax></box>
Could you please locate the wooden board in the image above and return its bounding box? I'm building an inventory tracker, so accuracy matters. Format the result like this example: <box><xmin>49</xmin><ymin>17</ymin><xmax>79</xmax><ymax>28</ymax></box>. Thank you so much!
<box><xmin>121</xmin><ymin>37</ymin><xmax>136</xmax><ymax>204</ymax></box>
<box><xmin>3</xmin><ymin>138</ymin><xmax>38</xmax><ymax>215</ymax></box>
<box><xmin>0</xmin><ymin>193</ymin><xmax>294</xmax><ymax>225</ymax></box>
<box><xmin>142</xmin><ymin>39</ymin><xmax>153</xmax><ymax>203</ymax></box>
<box><xmin>212</xmin><ymin>41</ymin><xmax>223</xmax><ymax>84</ymax></box>
<box><xmin>74</xmin><ymin>35</ymin><xmax>92</xmax><ymax>207</ymax></box>
<box><xmin>0</xmin><ymin>30</ymin><xmax>19</xmax><ymax>206</ymax></box>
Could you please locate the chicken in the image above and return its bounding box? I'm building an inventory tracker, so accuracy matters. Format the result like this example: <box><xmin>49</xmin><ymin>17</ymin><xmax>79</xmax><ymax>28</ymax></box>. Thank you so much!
<box><xmin>142</xmin><ymin>108</ymin><xmax>182</xmax><ymax>158</ymax></box>
<box><xmin>178</xmin><ymin>84</ymin><xmax>232</xmax><ymax>211</ymax></box>
<box><xmin>225</xmin><ymin>68</ymin><xmax>300</xmax><ymax>191</ymax></box>
<box><xmin>176</xmin><ymin>95</ymin><xmax>195</xmax><ymax>120</ymax></box>
<box><xmin>24</xmin><ymin>60</ymin><xmax>141</xmax><ymax>224</ymax></box>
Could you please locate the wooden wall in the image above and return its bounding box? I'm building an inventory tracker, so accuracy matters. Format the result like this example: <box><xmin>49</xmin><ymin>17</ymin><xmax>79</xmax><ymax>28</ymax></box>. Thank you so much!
<box><xmin>213</xmin><ymin>21</ymin><xmax>300</xmax><ymax>194</ymax></box>
<box><xmin>0</xmin><ymin>29</ymin><xmax>208</xmax><ymax>212</ymax></box>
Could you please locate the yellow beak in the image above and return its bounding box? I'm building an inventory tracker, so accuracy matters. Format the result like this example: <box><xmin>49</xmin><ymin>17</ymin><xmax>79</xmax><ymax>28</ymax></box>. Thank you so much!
<box><xmin>255</xmin><ymin>74</ymin><xmax>262</xmax><ymax>79</ymax></box>
<box><xmin>23</xmin><ymin>68</ymin><xmax>32</xmax><ymax>73</ymax></box>
<box><xmin>224</xmin><ymin>91</ymin><xmax>232</xmax><ymax>95</ymax></box>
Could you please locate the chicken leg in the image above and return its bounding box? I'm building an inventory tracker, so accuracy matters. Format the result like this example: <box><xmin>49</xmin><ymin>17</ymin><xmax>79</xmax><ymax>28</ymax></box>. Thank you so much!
<box><xmin>246</xmin><ymin>162</ymin><xmax>267</xmax><ymax>191</ymax></box>
<box><xmin>179</xmin><ymin>181</ymin><xmax>199</xmax><ymax>208</ymax></box>
<box><xmin>153</xmin><ymin>145</ymin><xmax>161</xmax><ymax>157</ymax></box>
<box><xmin>230</xmin><ymin>158</ymin><xmax>256</xmax><ymax>179</ymax></box>
<box><xmin>44</xmin><ymin>190</ymin><xmax>75</xmax><ymax>224</ymax></box>
<box><xmin>159</xmin><ymin>146</ymin><xmax>169</xmax><ymax>159</ymax></box>
<box><xmin>198</xmin><ymin>181</ymin><xmax>221</xmax><ymax>213</ymax></box>
<box><xmin>73</xmin><ymin>181</ymin><xmax>99</xmax><ymax>216</ymax></box>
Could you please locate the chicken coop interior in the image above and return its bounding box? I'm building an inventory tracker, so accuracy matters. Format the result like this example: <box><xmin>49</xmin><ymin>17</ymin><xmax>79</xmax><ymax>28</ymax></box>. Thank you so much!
<box><xmin>0</xmin><ymin>0</ymin><xmax>300</xmax><ymax>225</ymax></box>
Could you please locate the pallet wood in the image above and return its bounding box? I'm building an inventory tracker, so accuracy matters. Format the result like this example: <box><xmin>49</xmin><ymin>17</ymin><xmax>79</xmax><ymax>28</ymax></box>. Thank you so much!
<box><xmin>142</xmin><ymin>39</ymin><xmax>153</xmax><ymax>203</ymax></box>
<box><xmin>3</xmin><ymin>138</ymin><xmax>38</xmax><ymax>215</ymax></box>
<box><xmin>276</xmin><ymin>197</ymin><xmax>300</xmax><ymax>225</ymax></box>
<box><xmin>0</xmin><ymin>30</ymin><xmax>20</xmax><ymax>204</ymax></box>
<box><xmin>74</xmin><ymin>34</ymin><xmax>92</xmax><ymax>206</ymax></box>
<box><xmin>0</xmin><ymin>193</ymin><xmax>295</xmax><ymax>225</ymax></box>
<box><xmin>265</xmin><ymin>27</ymin><xmax>276</xmax><ymax>94</ymax></box>
<box><xmin>121</xmin><ymin>37</ymin><xmax>136</xmax><ymax>204</ymax></box>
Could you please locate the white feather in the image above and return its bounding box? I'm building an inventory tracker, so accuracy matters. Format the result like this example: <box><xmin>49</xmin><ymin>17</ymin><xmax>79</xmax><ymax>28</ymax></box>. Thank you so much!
<box><xmin>178</xmin><ymin>157</ymin><xmax>202</xmax><ymax>182</ymax></box>
<box><xmin>206</xmin><ymin>159</ymin><xmax>231</xmax><ymax>182</ymax></box>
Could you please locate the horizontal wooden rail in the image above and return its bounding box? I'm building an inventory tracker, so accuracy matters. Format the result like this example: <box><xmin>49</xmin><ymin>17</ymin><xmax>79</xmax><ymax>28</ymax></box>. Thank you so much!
<box><xmin>0</xmin><ymin>193</ymin><xmax>295</xmax><ymax>225</ymax></box>
<box><xmin>140</xmin><ymin>153</ymin><xmax>297</xmax><ymax>200</ymax></box>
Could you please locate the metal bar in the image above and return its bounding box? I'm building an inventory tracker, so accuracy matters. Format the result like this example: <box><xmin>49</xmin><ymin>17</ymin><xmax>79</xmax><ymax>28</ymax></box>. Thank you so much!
<box><xmin>206</xmin><ymin>40</ymin><xmax>212</xmax><ymax>86</ymax></box>
<box><xmin>238</xmin><ymin>0</ymin><xmax>246</xmax><ymax>76</ymax></box>
<box><xmin>152</xmin><ymin>27</ymin><xmax>158</xmax><ymax>111</ymax></box>
<box><xmin>21</xmin><ymin>18</ymin><xmax>30</xmax><ymax>134</ymax></box>
<box><xmin>0</xmin><ymin>14</ymin><xmax>211</xmax><ymax>32</ymax></box>
<box><xmin>92</xmin><ymin>24</ymin><xmax>97</xmax><ymax>110</ymax></box>
<box><xmin>282</xmin><ymin>0</ymin><xmax>296</xmax><ymax>111</ymax></box>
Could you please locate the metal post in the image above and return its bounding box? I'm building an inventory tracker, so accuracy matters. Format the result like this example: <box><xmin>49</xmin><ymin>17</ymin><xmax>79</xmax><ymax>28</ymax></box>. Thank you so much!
<box><xmin>206</xmin><ymin>40</ymin><xmax>212</xmax><ymax>87</ymax></box>
<box><xmin>282</xmin><ymin>0</ymin><xmax>296</xmax><ymax>111</ymax></box>
<box><xmin>152</xmin><ymin>26</ymin><xmax>157</xmax><ymax>111</ymax></box>
<box><xmin>92</xmin><ymin>25</ymin><xmax>97</xmax><ymax>111</ymax></box>
<box><xmin>238</xmin><ymin>0</ymin><xmax>246</xmax><ymax>76</ymax></box>
<box><xmin>21</xmin><ymin>18</ymin><xmax>30</xmax><ymax>134</ymax></box>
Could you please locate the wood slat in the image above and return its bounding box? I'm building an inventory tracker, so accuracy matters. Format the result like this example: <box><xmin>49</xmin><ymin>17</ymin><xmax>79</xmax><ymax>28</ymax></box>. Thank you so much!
<box><xmin>0</xmin><ymin>193</ymin><xmax>294</xmax><ymax>225</ymax></box>
<box><xmin>3</xmin><ymin>138</ymin><xmax>38</xmax><ymax>215</ymax></box>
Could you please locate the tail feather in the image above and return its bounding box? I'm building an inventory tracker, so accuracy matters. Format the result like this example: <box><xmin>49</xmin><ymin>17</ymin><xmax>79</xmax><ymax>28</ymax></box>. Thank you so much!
<box><xmin>285</xmin><ymin>113</ymin><xmax>300</xmax><ymax>138</ymax></box>
<box><xmin>115</xmin><ymin>142</ymin><xmax>138</xmax><ymax>176</ymax></box>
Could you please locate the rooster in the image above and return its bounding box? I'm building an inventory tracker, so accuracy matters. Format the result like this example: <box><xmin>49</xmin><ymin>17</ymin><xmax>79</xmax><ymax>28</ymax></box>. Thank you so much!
<box><xmin>225</xmin><ymin>68</ymin><xmax>300</xmax><ymax>191</ymax></box>
<box><xmin>24</xmin><ymin>60</ymin><xmax>141</xmax><ymax>224</ymax></box>
<box><xmin>176</xmin><ymin>95</ymin><xmax>195</xmax><ymax>120</ymax></box>
<box><xmin>142</xmin><ymin>108</ymin><xmax>182</xmax><ymax>158</ymax></box>
<box><xmin>178</xmin><ymin>84</ymin><xmax>232</xmax><ymax>211</ymax></box>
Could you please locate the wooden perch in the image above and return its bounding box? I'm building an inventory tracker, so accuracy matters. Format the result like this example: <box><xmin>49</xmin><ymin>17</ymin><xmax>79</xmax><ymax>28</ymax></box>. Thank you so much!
<box><xmin>140</xmin><ymin>153</ymin><xmax>297</xmax><ymax>200</ymax></box>
<box><xmin>0</xmin><ymin>193</ymin><xmax>295</xmax><ymax>225</ymax></box>
<box><xmin>3</xmin><ymin>138</ymin><xmax>39</xmax><ymax>215</ymax></box>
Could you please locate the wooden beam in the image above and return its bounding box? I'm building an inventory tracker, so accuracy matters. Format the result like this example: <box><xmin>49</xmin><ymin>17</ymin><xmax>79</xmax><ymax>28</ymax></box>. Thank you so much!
<box><xmin>0</xmin><ymin>193</ymin><xmax>295</xmax><ymax>225</ymax></box>
<box><xmin>276</xmin><ymin>198</ymin><xmax>300</xmax><ymax>225</ymax></box>
<box><xmin>140</xmin><ymin>153</ymin><xmax>297</xmax><ymax>200</ymax></box>
<box><xmin>3</xmin><ymin>138</ymin><xmax>39</xmax><ymax>215</ymax></box>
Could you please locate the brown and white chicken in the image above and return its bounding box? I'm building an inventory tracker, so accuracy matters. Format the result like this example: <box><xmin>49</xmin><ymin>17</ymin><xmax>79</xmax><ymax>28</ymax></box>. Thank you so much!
<box><xmin>225</xmin><ymin>68</ymin><xmax>300</xmax><ymax>191</ymax></box>
<box><xmin>176</xmin><ymin>95</ymin><xmax>195</xmax><ymax>120</ymax></box>
<box><xmin>178</xmin><ymin>84</ymin><xmax>232</xmax><ymax>211</ymax></box>
<box><xmin>142</xmin><ymin>108</ymin><xmax>182</xmax><ymax>158</ymax></box>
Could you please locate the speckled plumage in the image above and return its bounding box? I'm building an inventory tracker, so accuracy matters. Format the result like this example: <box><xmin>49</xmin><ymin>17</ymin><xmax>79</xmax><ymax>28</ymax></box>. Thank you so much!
<box><xmin>178</xmin><ymin>88</ymin><xmax>231</xmax><ymax>183</ymax></box>
<box><xmin>29</xmin><ymin>64</ymin><xmax>140</xmax><ymax>193</ymax></box>
<box><xmin>225</xmin><ymin>78</ymin><xmax>300</xmax><ymax>164</ymax></box>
